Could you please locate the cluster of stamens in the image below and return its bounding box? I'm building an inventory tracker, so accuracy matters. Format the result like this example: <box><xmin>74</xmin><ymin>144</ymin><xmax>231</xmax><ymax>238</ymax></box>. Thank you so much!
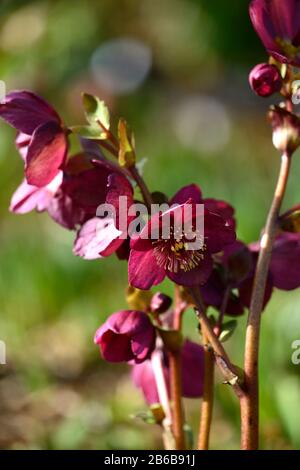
<box><xmin>152</xmin><ymin>226</ymin><xmax>206</xmax><ymax>273</ymax></box>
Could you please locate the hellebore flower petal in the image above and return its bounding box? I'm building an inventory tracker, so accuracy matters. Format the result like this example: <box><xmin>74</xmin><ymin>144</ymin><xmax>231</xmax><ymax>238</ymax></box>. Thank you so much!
<box><xmin>10</xmin><ymin>171</ymin><xmax>63</xmax><ymax>214</ymax></box>
<box><xmin>132</xmin><ymin>340</ymin><xmax>205</xmax><ymax>405</ymax></box>
<box><xmin>73</xmin><ymin>217</ymin><xmax>123</xmax><ymax>260</ymax></box>
<box><xmin>270</xmin><ymin>233</ymin><xmax>300</xmax><ymax>290</ymax></box>
<box><xmin>181</xmin><ymin>340</ymin><xmax>205</xmax><ymax>398</ymax></box>
<box><xmin>132</xmin><ymin>359</ymin><xmax>167</xmax><ymax>405</ymax></box>
<box><xmin>95</xmin><ymin>310</ymin><xmax>155</xmax><ymax>363</ymax></box>
<box><xmin>250</xmin><ymin>0</ymin><xmax>300</xmax><ymax>65</ymax></box>
<box><xmin>63</xmin><ymin>166</ymin><xmax>112</xmax><ymax>210</ymax></box>
<box><xmin>167</xmin><ymin>252</ymin><xmax>213</xmax><ymax>287</ymax></box>
<box><xmin>204</xmin><ymin>210</ymin><xmax>236</xmax><ymax>253</ymax></box>
<box><xmin>129</xmin><ymin>247</ymin><xmax>166</xmax><ymax>290</ymax></box>
<box><xmin>96</xmin><ymin>329</ymin><xmax>133</xmax><ymax>362</ymax></box>
<box><xmin>0</xmin><ymin>90</ymin><xmax>61</xmax><ymax>135</ymax></box>
<box><xmin>47</xmin><ymin>188</ymin><xmax>86</xmax><ymax>230</ymax></box>
<box><xmin>238</xmin><ymin>273</ymin><xmax>273</xmax><ymax>310</ymax></box>
<box><xmin>129</xmin><ymin>196</ymin><xmax>236</xmax><ymax>290</ymax></box>
<box><xmin>170</xmin><ymin>184</ymin><xmax>202</xmax><ymax>205</ymax></box>
<box><xmin>203</xmin><ymin>198</ymin><xmax>236</xmax><ymax>229</ymax></box>
<box><xmin>15</xmin><ymin>132</ymin><xmax>31</xmax><ymax>160</ymax></box>
<box><xmin>25</xmin><ymin>121</ymin><xmax>68</xmax><ymax>187</ymax></box>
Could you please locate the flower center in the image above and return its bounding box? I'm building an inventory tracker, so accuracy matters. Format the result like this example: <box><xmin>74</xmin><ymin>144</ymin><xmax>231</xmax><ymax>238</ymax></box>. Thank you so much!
<box><xmin>153</xmin><ymin>237</ymin><xmax>206</xmax><ymax>273</ymax></box>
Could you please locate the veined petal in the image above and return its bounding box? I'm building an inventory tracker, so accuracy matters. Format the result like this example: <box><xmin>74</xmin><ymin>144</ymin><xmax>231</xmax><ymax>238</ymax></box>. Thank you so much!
<box><xmin>25</xmin><ymin>121</ymin><xmax>68</xmax><ymax>187</ymax></box>
<box><xmin>129</xmin><ymin>247</ymin><xmax>166</xmax><ymax>290</ymax></box>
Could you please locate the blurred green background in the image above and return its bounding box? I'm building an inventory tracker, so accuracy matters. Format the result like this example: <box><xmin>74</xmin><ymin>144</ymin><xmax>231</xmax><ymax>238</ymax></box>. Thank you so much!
<box><xmin>0</xmin><ymin>0</ymin><xmax>300</xmax><ymax>450</ymax></box>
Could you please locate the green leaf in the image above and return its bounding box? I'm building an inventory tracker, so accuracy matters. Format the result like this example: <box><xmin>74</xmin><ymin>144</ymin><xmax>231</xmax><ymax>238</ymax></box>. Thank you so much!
<box><xmin>118</xmin><ymin>118</ymin><xmax>136</xmax><ymax>168</ymax></box>
<box><xmin>82</xmin><ymin>93</ymin><xmax>110</xmax><ymax>129</ymax></box>
<box><xmin>219</xmin><ymin>320</ymin><xmax>237</xmax><ymax>343</ymax></box>
<box><xmin>70</xmin><ymin>125</ymin><xmax>108</xmax><ymax>140</ymax></box>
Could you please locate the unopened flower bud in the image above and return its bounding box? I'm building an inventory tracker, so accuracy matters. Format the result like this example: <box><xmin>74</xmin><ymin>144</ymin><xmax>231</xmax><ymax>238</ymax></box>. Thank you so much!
<box><xmin>150</xmin><ymin>292</ymin><xmax>172</xmax><ymax>314</ymax></box>
<box><xmin>269</xmin><ymin>105</ymin><xmax>300</xmax><ymax>155</ymax></box>
<box><xmin>249</xmin><ymin>63</ymin><xmax>282</xmax><ymax>97</ymax></box>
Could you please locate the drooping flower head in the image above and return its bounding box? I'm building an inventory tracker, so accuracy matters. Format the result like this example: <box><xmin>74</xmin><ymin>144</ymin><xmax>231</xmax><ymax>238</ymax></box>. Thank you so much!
<box><xmin>249</xmin><ymin>0</ymin><xmax>300</xmax><ymax>66</ymax></box>
<box><xmin>0</xmin><ymin>90</ymin><xmax>68</xmax><ymax>186</ymax></box>
<box><xmin>72</xmin><ymin>162</ymin><xmax>134</xmax><ymax>258</ymax></box>
<box><xmin>94</xmin><ymin>310</ymin><xmax>156</xmax><ymax>364</ymax></box>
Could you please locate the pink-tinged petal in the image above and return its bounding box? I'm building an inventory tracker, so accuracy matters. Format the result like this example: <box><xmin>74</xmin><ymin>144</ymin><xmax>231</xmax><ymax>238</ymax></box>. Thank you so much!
<box><xmin>0</xmin><ymin>90</ymin><xmax>60</xmax><ymax>135</ymax></box>
<box><xmin>181</xmin><ymin>341</ymin><xmax>204</xmax><ymax>398</ymax></box>
<box><xmin>170</xmin><ymin>184</ymin><xmax>202</xmax><ymax>205</ymax></box>
<box><xmin>15</xmin><ymin>132</ymin><xmax>31</xmax><ymax>160</ymax></box>
<box><xmin>10</xmin><ymin>171</ymin><xmax>63</xmax><ymax>214</ymax></box>
<box><xmin>73</xmin><ymin>217</ymin><xmax>123</xmax><ymax>260</ymax></box>
<box><xmin>132</xmin><ymin>359</ymin><xmax>167</xmax><ymax>404</ymax></box>
<box><xmin>167</xmin><ymin>253</ymin><xmax>213</xmax><ymax>287</ymax></box>
<box><xmin>270</xmin><ymin>233</ymin><xmax>300</xmax><ymax>290</ymax></box>
<box><xmin>129</xmin><ymin>248</ymin><xmax>166</xmax><ymax>290</ymax></box>
<box><xmin>10</xmin><ymin>180</ymin><xmax>49</xmax><ymax>214</ymax></box>
<box><xmin>25</xmin><ymin>121</ymin><xmax>68</xmax><ymax>187</ymax></box>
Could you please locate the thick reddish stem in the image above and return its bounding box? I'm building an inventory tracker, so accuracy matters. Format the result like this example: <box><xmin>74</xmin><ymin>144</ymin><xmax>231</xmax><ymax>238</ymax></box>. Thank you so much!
<box><xmin>241</xmin><ymin>152</ymin><xmax>292</xmax><ymax>450</ymax></box>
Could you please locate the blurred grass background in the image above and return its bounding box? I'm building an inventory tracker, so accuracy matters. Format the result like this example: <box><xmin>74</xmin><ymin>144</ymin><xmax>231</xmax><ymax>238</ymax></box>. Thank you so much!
<box><xmin>0</xmin><ymin>0</ymin><xmax>300</xmax><ymax>450</ymax></box>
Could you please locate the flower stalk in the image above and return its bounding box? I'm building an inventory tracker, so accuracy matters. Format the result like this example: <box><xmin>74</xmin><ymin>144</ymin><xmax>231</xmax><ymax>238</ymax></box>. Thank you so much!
<box><xmin>241</xmin><ymin>151</ymin><xmax>292</xmax><ymax>450</ymax></box>
<box><xmin>198</xmin><ymin>329</ymin><xmax>215</xmax><ymax>450</ymax></box>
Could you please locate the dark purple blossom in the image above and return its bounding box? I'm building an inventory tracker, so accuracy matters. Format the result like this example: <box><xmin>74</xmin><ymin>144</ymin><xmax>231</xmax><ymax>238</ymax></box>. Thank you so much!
<box><xmin>94</xmin><ymin>310</ymin><xmax>156</xmax><ymax>364</ymax></box>
<box><xmin>251</xmin><ymin>233</ymin><xmax>300</xmax><ymax>290</ymax></box>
